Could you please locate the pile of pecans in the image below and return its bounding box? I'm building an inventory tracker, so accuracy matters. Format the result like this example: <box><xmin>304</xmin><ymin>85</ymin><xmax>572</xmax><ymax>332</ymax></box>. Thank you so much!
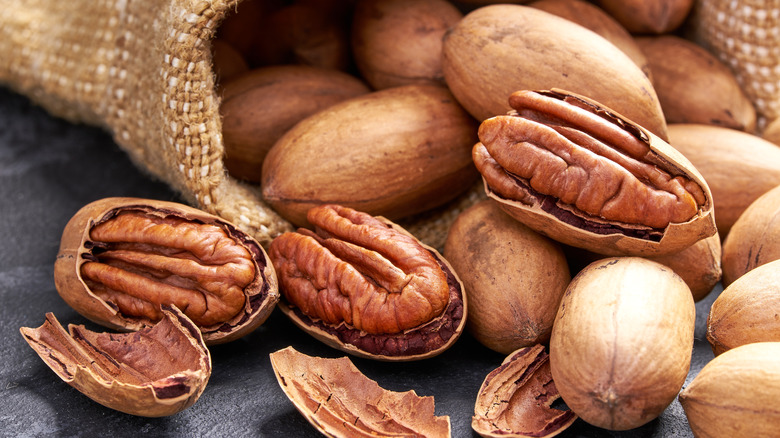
<box><xmin>21</xmin><ymin>0</ymin><xmax>780</xmax><ymax>436</ymax></box>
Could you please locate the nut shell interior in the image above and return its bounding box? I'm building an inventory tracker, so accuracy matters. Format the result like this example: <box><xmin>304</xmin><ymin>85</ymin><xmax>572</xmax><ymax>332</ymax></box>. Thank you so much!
<box><xmin>472</xmin><ymin>344</ymin><xmax>577</xmax><ymax>438</ymax></box>
<box><xmin>19</xmin><ymin>305</ymin><xmax>211</xmax><ymax>417</ymax></box>
<box><xmin>270</xmin><ymin>346</ymin><xmax>451</xmax><ymax>437</ymax></box>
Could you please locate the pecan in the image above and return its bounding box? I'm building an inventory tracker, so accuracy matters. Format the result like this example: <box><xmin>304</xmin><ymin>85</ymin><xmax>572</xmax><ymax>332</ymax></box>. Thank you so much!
<box><xmin>473</xmin><ymin>89</ymin><xmax>715</xmax><ymax>256</ymax></box>
<box><xmin>54</xmin><ymin>197</ymin><xmax>279</xmax><ymax>345</ymax></box>
<box><xmin>268</xmin><ymin>204</ymin><xmax>466</xmax><ymax>360</ymax></box>
<box><xmin>20</xmin><ymin>305</ymin><xmax>211</xmax><ymax>417</ymax></box>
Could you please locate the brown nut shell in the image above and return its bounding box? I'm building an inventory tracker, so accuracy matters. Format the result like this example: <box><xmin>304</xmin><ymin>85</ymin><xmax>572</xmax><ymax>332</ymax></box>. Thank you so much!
<box><xmin>637</xmin><ymin>36</ymin><xmax>756</xmax><ymax>132</ymax></box>
<box><xmin>594</xmin><ymin>0</ymin><xmax>693</xmax><ymax>34</ymax></box>
<box><xmin>211</xmin><ymin>39</ymin><xmax>249</xmax><ymax>86</ymax></box>
<box><xmin>474</xmin><ymin>89</ymin><xmax>715</xmax><ymax>257</ymax></box>
<box><xmin>707</xmin><ymin>259</ymin><xmax>780</xmax><ymax>356</ymax></box>
<box><xmin>549</xmin><ymin>257</ymin><xmax>695</xmax><ymax>431</ymax></box>
<box><xmin>528</xmin><ymin>0</ymin><xmax>651</xmax><ymax>78</ymax></box>
<box><xmin>54</xmin><ymin>197</ymin><xmax>279</xmax><ymax>345</ymax></box>
<box><xmin>261</xmin><ymin>84</ymin><xmax>479</xmax><ymax>228</ymax></box>
<box><xmin>722</xmin><ymin>184</ymin><xmax>780</xmax><ymax>286</ymax></box>
<box><xmin>222</xmin><ymin>0</ymin><xmax>353</xmax><ymax>71</ymax></box>
<box><xmin>351</xmin><ymin>0</ymin><xmax>462</xmax><ymax>90</ymax></box>
<box><xmin>442</xmin><ymin>4</ymin><xmax>667</xmax><ymax>140</ymax></box>
<box><xmin>644</xmin><ymin>232</ymin><xmax>722</xmax><ymax>302</ymax></box>
<box><xmin>668</xmin><ymin>124</ymin><xmax>780</xmax><ymax>238</ymax></box>
<box><xmin>220</xmin><ymin>65</ymin><xmax>370</xmax><ymax>182</ymax></box>
<box><xmin>564</xmin><ymin>231</ymin><xmax>722</xmax><ymax>302</ymax></box>
<box><xmin>443</xmin><ymin>200</ymin><xmax>570</xmax><ymax>354</ymax></box>
<box><xmin>472</xmin><ymin>344</ymin><xmax>577</xmax><ymax>438</ymax></box>
<box><xmin>270</xmin><ymin>346</ymin><xmax>451</xmax><ymax>438</ymax></box>
<box><xmin>269</xmin><ymin>204</ymin><xmax>467</xmax><ymax>361</ymax></box>
<box><xmin>20</xmin><ymin>305</ymin><xmax>211</xmax><ymax>417</ymax></box>
<box><xmin>679</xmin><ymin>342</ymin><xmax>780</xmax><ymax>438</ymax></box>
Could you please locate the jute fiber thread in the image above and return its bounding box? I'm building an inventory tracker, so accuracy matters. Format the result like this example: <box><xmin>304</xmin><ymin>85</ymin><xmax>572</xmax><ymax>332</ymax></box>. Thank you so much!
<box><xmin>689</xmin><ymin>0</ymin><xmax>780</xmax><ymax>130</ymax></box>
<box><xmin>0</xmin><ymin>0</ymin><xmax>485</xmax><ymax>251</ymax></box>
<box><xmin>0</xmin><ymin>0</ymin><xmax>300</xmax><ymax>248</ymax></box>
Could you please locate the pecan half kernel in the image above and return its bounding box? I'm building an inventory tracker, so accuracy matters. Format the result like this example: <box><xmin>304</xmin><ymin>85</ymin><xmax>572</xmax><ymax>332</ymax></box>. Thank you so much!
<box><xmin>54</xmin><ymin>198</ymin><xmax>279</xmax><ymax>345</ymax></box>
<box><xmin>473</xmin><ymin>89</ymin><xmax>715</xmax><ymax>256</ymax></box>
<box><xmin>82</xmin><ymin>211</ymin><xmax>251</xmax><ymax>326</ymax></box>
<box><xmin>269</xmin><ymin>204</ymin><xmax>466</xmax><ymax>360</ymax></box>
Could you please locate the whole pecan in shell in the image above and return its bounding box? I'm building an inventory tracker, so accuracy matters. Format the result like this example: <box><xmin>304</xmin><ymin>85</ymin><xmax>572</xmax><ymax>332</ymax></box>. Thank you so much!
<box><xmin>473</xmin><ymin>89</ymin><xmax>715</xmax><ymax>256</ymax></box>
<box><xmin>269</xmin><ymin>204</ymin><xmax>466</xmax><ymax>361</ymax></box>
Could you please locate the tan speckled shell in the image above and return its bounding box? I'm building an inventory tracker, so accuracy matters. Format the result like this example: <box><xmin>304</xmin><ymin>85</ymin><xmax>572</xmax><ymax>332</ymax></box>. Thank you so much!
<box><xmin>722</xmin><ymin>184</ymin><xmax>780</xmax><ymax>286</ymax></box>
<box><xmin>679</xmin><ymin>342</ymin><xmax>780</xmax><ymax>438</ymax></box>
<box><xmin>707</xmin><ymin>259</ymin><xmax>780</xmax><ymax>356</ymax></box>
<box><xmin>550</xmin><ymin>257</ymin><xmax>695</xmax><ymax>430</ymax></box>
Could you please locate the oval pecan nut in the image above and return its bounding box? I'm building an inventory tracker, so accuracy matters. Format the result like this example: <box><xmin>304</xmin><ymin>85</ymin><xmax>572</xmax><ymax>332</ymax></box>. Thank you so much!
<box><xmin>473</xmin><ymin>89</ymin><xmax>715</xmax><ymax>256</ymax></box>
<box><xmin>20</xmin><ymin>305</ymin><xmax>211</xmax><ymax>417</ymax></box>
<box><xmin>472</xmin><ymin>344</ymin><xmax>577</xmax><ymax>438</ymax></box>
<box><xmin>54</xmin><ymin>197</ymin><xmax>279</xmax><ymax>345</ymax></box>
<box><xmin>268</xmin><ymin>204</ymin><xmax>467</xmax><ymax>361</ymax></box>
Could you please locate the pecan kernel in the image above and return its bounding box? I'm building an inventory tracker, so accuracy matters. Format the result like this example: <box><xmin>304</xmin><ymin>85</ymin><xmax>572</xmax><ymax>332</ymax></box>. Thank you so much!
<box><xmin>81</xmin><ymin>211</ymin><xmax>252</xmax><ymax>327</ymax></box>
<box><xmin>55</xmin><ymin>198</ymin><xmax>279</xmax><ymax>345</ymax></box>
<box><xmin>475</xmin><ymin>89</ymin><xmax>706</xmax><ymax>231</ymax></box>
<box><xmin>269</xmin><ymin>204</ymin><xmax>449</xmax><ymax>335</ymax></box>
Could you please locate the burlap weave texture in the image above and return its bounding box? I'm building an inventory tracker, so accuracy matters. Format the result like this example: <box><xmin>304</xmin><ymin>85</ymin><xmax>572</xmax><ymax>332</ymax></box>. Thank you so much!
<box><xmin>689</xmin><ymin>0</ymin><xmax>780</xmax><ymax>130</ymax></box>
<box><xmin>0</xmin><ymin>0</ymin><xmax>296</xmax><ymax>248</ymax></box>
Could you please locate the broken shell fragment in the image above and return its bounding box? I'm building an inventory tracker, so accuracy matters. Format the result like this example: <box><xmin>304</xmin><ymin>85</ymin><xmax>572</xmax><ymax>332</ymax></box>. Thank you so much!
<box><xmin>269</xmin><ymin>346</ymin><xmax>451</xmax><ymax>438</ymax></box>
<box><xmin>472</xmin><ymin>344</ymin><xmax>577</xmax><ymax>438</ymax></box>
<box><xmin>474</xmin><ymin>89</ymin><xmax>715</xmax><ymax>256</ymax></box>
<box><xmin>19</xmin><ymin>305</ymin><xmax>211</xmax><ymax>417</ymax></box>
<box><xmin>54</xmin><ymin>197</ymin><xmax>279</xmax><ymax>345</ymax></box>
<box><xmin>268</xmin><ymin>204</ymin><xmax>467</xmax><ymax>361</ymax></box>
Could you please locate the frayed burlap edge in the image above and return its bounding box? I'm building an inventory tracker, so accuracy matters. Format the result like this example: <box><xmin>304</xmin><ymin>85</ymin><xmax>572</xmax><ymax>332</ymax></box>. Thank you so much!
<box><xmin>0</xmin><ymin>0</ymin><xmax>482</xmax><ymax>250</ymax></box>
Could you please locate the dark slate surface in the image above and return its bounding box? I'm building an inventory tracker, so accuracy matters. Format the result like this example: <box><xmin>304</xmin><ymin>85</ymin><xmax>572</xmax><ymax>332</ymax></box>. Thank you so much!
<box><xmin>0</xmin><ymin>86</ymin><xmax>717</xmax><ymax>437</ymax></box>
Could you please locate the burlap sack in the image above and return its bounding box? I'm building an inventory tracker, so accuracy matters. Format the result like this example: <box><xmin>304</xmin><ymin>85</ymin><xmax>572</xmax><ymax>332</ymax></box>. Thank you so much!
<box><xmin>0</xmin><ymin>0</ymin><xmax>483</xmax><ymax>250</ymax></box>
<box><xmin>688</xmin><ymin>0</ymin><xmax>780</xmax><ymax>131</ymax></box>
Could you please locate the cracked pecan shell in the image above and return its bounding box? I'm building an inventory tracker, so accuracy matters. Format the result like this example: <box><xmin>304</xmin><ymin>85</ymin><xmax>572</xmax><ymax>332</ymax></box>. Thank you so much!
<box><xmin>474</xmin><ymin>89</ymin><xmax>715</xmax><ymax>256</ymax></box>
<box><xmin>472</xmin><ymin>344</ymin><xmax>577</xmax><ymax>438</ymax></box>
<box><xmin>20</xmin><ymin>305</ymin><xmax>211</xmax><ymax>417</ymax></box>
<box><xmin>268</xmin><ymin>204</ymin><xmax>467</xmax><ymax>361</ymax></box>
<box><xmin>270</xmin><ymin>346</ymin><xmax>451</xmax><ymax>438</ymax></box>
<box><xmin>54</xmin><ymin>197</ymin><xmax>279</xmax><ymax>345</ymax></box>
